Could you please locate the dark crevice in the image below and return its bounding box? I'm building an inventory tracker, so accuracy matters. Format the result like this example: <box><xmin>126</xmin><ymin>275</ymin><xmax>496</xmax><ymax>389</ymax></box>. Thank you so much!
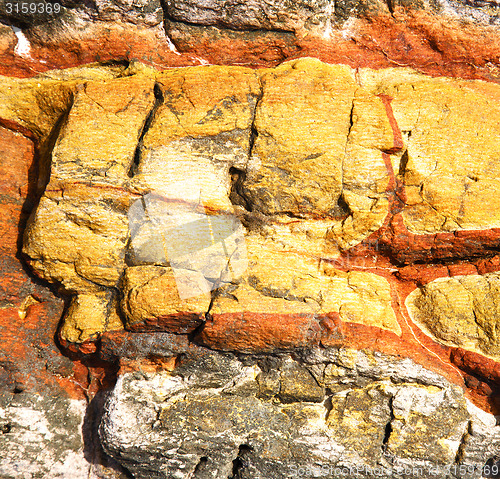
<box><xmin>428</xmin><ymin>38</ymin><xmax>443</xmax><ymax>54</ymax></box>
<box><xmin>1</xmin><ymin>424</ymin><xmax>12</xmax><ymax>433</ymax></box>
<box><xmin>386</xmin><ymin>0</ymin><xmax>394</xmax><ymax>15</ymax></box>
<box><xmin>230</xmin><ymin>445</ymin><xmax>253</xmax><ymax>479</ymax></box>
<box><xmin>188</xmin><ymin>311</ymin><xmax>209</xmax><ymax>344</ymax></box>
<box><xmin>347</xmin><ymin>99</ymin><xmax>355</xmax><ymax>136</ymax></box>
<box><xmin>98</xmin><ymin>59</ymin><xmax>130</xmax><ymax>69</ymax></box>
<box><xmin>128</xmin><ymin>82</ymin><xmax>164</xmax><ymax>178</ymax></box>
<box><xmin>398</xmin><ymin>150</ymin><xmax>409</xmax><ymax>178</ymax></box>
<box><xmin>229</xmin><ymin>167</ymin><xmax>252</xmax><ymax>211</ymax></box>
<box><xmin>338</xmin><ymin>99</ymin><xmax>355</xmax><ymax>210</ymax></box>
<box><xmin>324</xmin><ymin>393</ymin><xmax>334</xmax><ymax>421</ymax></box>
<box><xmin>333</xmin><ymin>193</ymin><xmax>352</xmax><ymax>219</ymax></box>
<box><xmin>250</xmin><ymin>85</ymin><xmax>263</xmax><ymax>149</ymax></box>
<box><xmin>392</xmin><ymin>251</ymin><xmax>500</xmax><ymax>268</ymax></box>
<box><xmin>83</xmin><ymin>390</ymin><xmax>134</xmax><ymax>479</ymax></box>
<box><xmin>228</xmin><ymin>88</ymin><xmax>263</xmax><ymax>213</ymax></box>
<box><xmin>246</xmin><ymin>86</ymin><xmax>263</xmax><ymax>175</ymax></box>
<box><xmin>192</xmin><ymin>456</ymin><xmax>208</xmax><ymax>476</ymax></box>
<box><xmin>381</xmin><ymin>396</ymin><xmax>394</xmax><ymax>454</ymax></box>
<box><xmin>248</xmin><ymin>102</ymin><xmax>260</xmax><ymax>162</ymax></box>
<box><xmin>382</xmin><ymin>421</ymin><xmax>393</xmax><ymax>450</ymax></box>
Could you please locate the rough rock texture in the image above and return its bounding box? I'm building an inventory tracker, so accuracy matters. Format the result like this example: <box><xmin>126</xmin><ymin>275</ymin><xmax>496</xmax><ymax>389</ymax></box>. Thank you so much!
<box><xmin>0</xmin><ymin>392</ymin><xmax>89</xmax><ymax>478</ymax></box>
<box><xmin>2</xmin><ymin>0</ymin><xmax>500</xmax><ymax>474</ymax></box>
<box><xmin>100</xmin><ymin>348</ymin><xmax>500</xmax><ymax>479</ymax></box>
<box><xmin>0</xmin><ymin>57</ymin><xmax>497</xmax><ymax>476</ymax></box>
<box><xmin>20</xmin><ymin>59</ymin><xmax>500</xmax><ymax>361</ymax></box>
<box><xmin>0</xmin><ymin>0</ymin><xmax>499</xmax><ymax>80</ymax></box>
<box><xmin>408</xmin><ymin>273</ymin><xmax>500</xmax><ymax>359</ymax></box>
<box><xmin>0</xmin><ymin>76</ymin><xmax>131</xmax><ymax>476</ymax></box>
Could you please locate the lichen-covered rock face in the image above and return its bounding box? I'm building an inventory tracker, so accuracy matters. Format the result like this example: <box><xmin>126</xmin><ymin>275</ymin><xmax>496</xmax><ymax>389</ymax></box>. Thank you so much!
<box><xmin>3</xmin><ymin>50</ymin><xmax>500</xmax><ymax>479</ymax></box>
<box><xmin>99</xmin><ymin>348</ymin><xmax>500</xmax><ymax>479</ymax></box>
<box><xmin>21</xmin><ymin>58</ymin><xmax>500</xmax><ymax>357</ymax></box>
<box><xmin>1</xmin><ymin>0</ymin><xmax>500</xmax><ymax>476</ymax></box>
<box><xmin>0</xmin><ymin>392</ymin><xmax>89</xmax><ymax>478</ymax></box>
<box><xmin>407</xmin><ymin>273</ymin><xmax>500</xmax><ymax>359</ymax></box>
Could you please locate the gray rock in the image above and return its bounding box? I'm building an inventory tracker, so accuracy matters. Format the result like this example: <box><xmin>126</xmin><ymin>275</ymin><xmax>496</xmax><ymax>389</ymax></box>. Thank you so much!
<box><xmin>163</xmin><ymin>0</ymin><xmax>500</xmax><ymax>32</ymax></box>
<box><xmin>0</xmin><ymin>391</ymin><xmax>90</xmax><ymax>478</ymax></box>
<box><xmin>92</xmin><ymin>0</ymin><xmax>164</xmax><ymax>26</ymax></box>
<box><xmin>0</xmin><ymin>0</ymin><xmax>163</xmax><ymax>28</ymax></box>
<box><xmin>99</xmin><ymin>348</ymin><xmax>500</xmax><ymax>478</ymax></box>
<box><xmin>0</xmin><ymin>389</ymin><xmax>130</xmax><ymax>479</ymax></box>
<box><xmin>163</xmin><ymin>0</ymin><xmax>337</xmax><ymax>31</ymax></box>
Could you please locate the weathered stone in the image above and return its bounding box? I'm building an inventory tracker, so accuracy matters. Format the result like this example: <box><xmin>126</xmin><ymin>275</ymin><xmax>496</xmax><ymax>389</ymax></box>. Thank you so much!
<box><xmin>0</xmin><ymin>392</ymin><xmax>89</xmax><ymax>478</ymax></box>
<box><xmin>121</xmin><ymin>265</ymin><xmax>210</xmax><ymax>333</ymax></box>
<box><xmin>0</xmin><ymin>126</ymin><xmax>35</xmax><ymax>257</ymax></box>
<box><xmin>243</xmin><ymin>59</ymin><xmax>355</xmax><ymax>218</ymax></box>
<box><xmin>50</xmin><ymin>76</ymin><xmax>156</xmax><ymax>182</ymax></box>
<box><xmin>371</xmin><ymin>73</ymin><xmax>500</xmax><ymax>234</ymax></box>
<box><xmin>407</xmin><ymin>273</ymin><xmax>500</xmax><ymax>359</ymax></box>
<box><xmin>99</xmin><ymin>348</ymin><xmax>500</xmax><ymax>479</ymax></box>
<box><xmin>3</xmin><ymin>0</ymin><xmax>500</xmax><ymax>473</ymax></box>
<box><xmin>23</xmin><ymin>186</ymin><xmax>132</xmax><ymax>294</ymax></box>
<box><xmin>198</xmin><ymin>242</ymin><xmax>401</xmax><ymax>352</ymax></box>
<box><xmin>326</xmin><ymin>383</ymin><xmax>393</xmax><ymax>464</ymax></box>
<box><xmin>387</xmin><ymin>385</ymin><xmax>469</xmax><ymax>465</ymax></box>
<box><xmin>1</xmin><ymin>0</ymin><xmax>499</xmax><ymax>81</ymax></box>
<box><xmin>0</xmin><ymin>0</ymin><xmax>163</xmax><ymax>28</ymax></box>
<box><xmin>0</xmin><ymin>84</ymin><xmax>150</xmax><ymax>479</ymax></box>
<box><xmin>162</xmin><ymin>0</ymin><xmax>499</xmax><ymax>33</ymax></box>
<box><xmin>197</xmin><ymin>307</ymin><xmax>323</xmax><ymax>353</ymax></box>
<box><xmin>0</xmin><ymin>65</ymin><xmax>123</xmax><ymax>146</ymax></box>
<box><xmin>165</xmin><ymin>20</ymin><xmax>302</xmax><ymax>66</ymax></box>
<box><xmin>99</xmin><ymin>330</ymin><xmax>190</xmax><ymax>361</ymax></box>
<box><xmin>92</xmin><ymin>0</ymin><xmax>164</xmax><ymax>26</ymax></box>
<box><xmin>60</xmin><ymin>291</ymin><xmax>123</xmax><ymax>343</ymax></box>
<box><xmin>163</xmin><ymin>0</ymin><xmax>340</xmax><ymax>32</ymax></box>
<box><xmin>22</xmin><ymin>60</ymin><xmax>500</xmax><ymax>345</ymax></box>
<box><xmin>256</xmin><ymin>369</ymin><xmax>281</xmax><ymax>399</ymax></box>
<box><xmin>279</xmin><ymin>359</ymin><xmax>325</xmax><ymax>403</ymax></box>
<box><xmin>326</xmin><ymin>88</ymin><xmax>395</xmax><ymax>251</ymax></box>
<box><xmin>5</xmin><ymin>58</ymin><xmax>500</xmax><ymax>478</ymax></box>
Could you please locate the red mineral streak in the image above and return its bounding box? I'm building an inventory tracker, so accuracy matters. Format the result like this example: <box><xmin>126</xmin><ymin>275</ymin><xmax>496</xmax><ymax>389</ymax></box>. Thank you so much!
<box><xmin>195</xmin><ymin>310</ymin><xmax>465</xmax><ymax>386</ymax></box>
<box><xmin>0</xmin><ymin>23</ymin><xmax>203</xmax><ymax>78</ymax></box>
<box><xmin>117</xmin><ymin>356</ymin><xmax>177</xmax><ymax>375</ymax></box>
<box><xmin>1</xmin><ymin>12</ymin><xmax>500</xmax><ymax>82</ymax></box>
<box><xmin>127</xmin><ymin>312</ymin><xmax>204</xmax><ymax>334</ymax></box>
<box><xmin>318</xmin><ymin>95</ymin><xmax>500</xmax><ymax>413</ymax></box>
<box><xmin>196</xmin><ymin>312</ymin><xmax>323</xmax><ymax>353</ymax></box>
<box><xmin>379</xmin><ymin>95</ymin><xmax>405</xmax><ymax>154</ymax></box>
<box><xmin>0</xmin><ymin>123</ymin><xmax>115</xmax><ymax>400</ymax></box>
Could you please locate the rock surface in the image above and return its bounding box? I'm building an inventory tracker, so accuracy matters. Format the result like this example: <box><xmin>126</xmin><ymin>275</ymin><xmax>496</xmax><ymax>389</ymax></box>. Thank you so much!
<box><xmin>0</xmin><ymin>392</ymin><xmax>89</xmax><ymax>478</ymax></box>
<box><xmin>0</xmin><ymin>0</ymin><xmax>499</xmax><ymax>80</ymax></box>
<box><xmin>408</xmin><ymin>273</ymin><xmax>500</xmax><ymax>359</ymax></box>
<box><xmin>20</xmin><ymin>58</ymin><xmax>500</xmax><ymax>361</ymax></box>
<box><xmin>100</xmin><ymin>348</ymin><xmax>500</xmax><ymax>479</ymax></box>
<box><xmin>1</xmin><ymin>1</ymin><xmax>500</xmax><ymax>473</ymax></box>
<box><xmin>0</xmin><ymin>82</ymin><xmax>131</xmax><ymax>477</ymax></box>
